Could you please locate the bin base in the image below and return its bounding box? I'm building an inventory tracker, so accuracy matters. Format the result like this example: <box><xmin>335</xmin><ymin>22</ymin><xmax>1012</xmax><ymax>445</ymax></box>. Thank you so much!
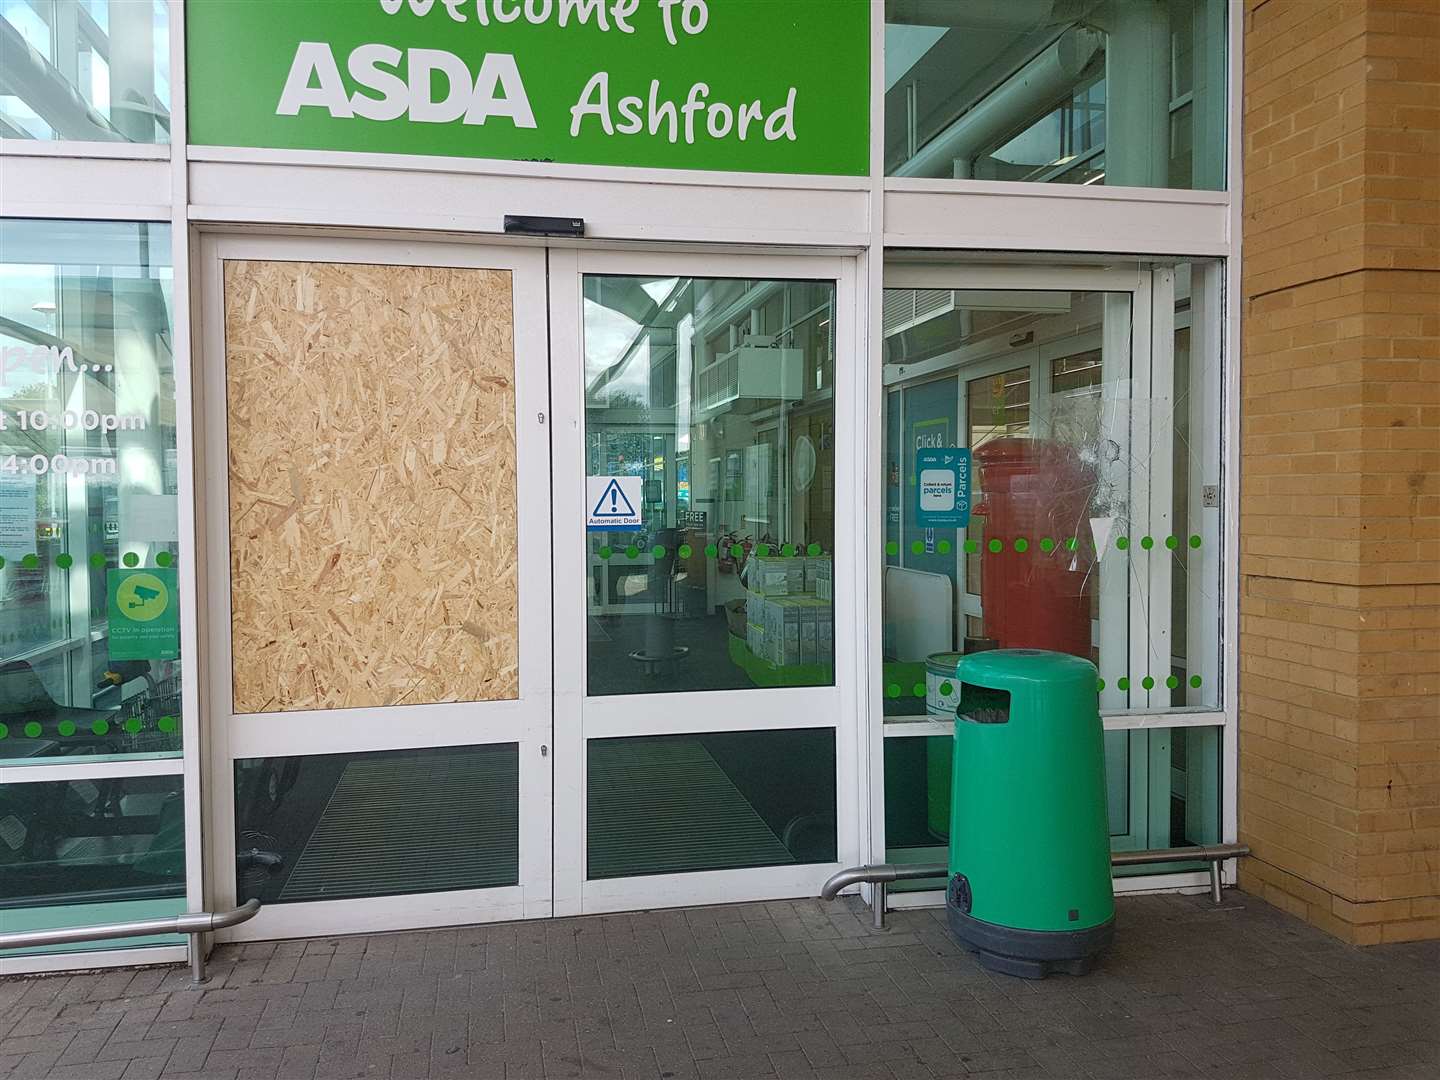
<box><xmin>946</xmin><ymin>905</ymin><xmax>1114</xmax><ymax>979</ymax></box>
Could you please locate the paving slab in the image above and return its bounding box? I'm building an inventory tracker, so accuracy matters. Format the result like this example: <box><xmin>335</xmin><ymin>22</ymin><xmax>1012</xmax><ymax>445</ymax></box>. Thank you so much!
<box><xmin>2</xmin><ymin>893</ymin><xmax>1436</xmax><ymax>1080</ymax></box>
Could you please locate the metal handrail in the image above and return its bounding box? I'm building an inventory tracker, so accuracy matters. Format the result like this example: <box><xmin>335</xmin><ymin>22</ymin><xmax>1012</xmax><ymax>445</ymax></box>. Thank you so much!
<box><xmin>0</xmin><ymin>899</ymin><xmax>261</xmax><ymax>983</ymax></box>
<box><xmin>823</xmin><ymin>844</ymin><xmax>1250</xmax><ymax>929</ymax></box>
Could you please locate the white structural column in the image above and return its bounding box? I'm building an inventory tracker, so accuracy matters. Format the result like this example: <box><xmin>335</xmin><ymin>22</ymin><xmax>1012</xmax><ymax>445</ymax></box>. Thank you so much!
<box><xmin>1096</xmin><ymin>292</ymin><xmax>1131</xmax><ymax>714</ymax></box>
<box><xmin>62</xmin><ymin>341</ymin><xmax>94</xmax><ymax>706</ymax></box>
<box><xmin>1145</xmin><ymin>266</ymin><xmax>1176</xmax><ymax>710</ymax></box>
<box><xmin>1103</xmin><ymin>0</ymin><xmax>1173</xmax><ymax>189</ymax></box>
<box><xmin>113</xmin><ymin>315</ymin><xmax>167</xmax><ymax>570</ymax></box>
<box><xmin>1192</xmin><ymin>0</ymin><xmax>1230</xmax><ymax>192</ymax></box>
<box><xmin>1187</xmin><ymin>261</ymin><xmax>1223</xmax><ymax>707</ymax></box>
<box><xmin>108</xmin><ymin>0</ymin><xmax>159</xmax><ymax>143</ymax></box>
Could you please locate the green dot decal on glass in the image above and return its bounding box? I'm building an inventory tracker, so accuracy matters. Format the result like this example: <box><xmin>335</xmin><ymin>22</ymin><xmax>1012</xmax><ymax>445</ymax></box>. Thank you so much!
<box><xmin>1066</xmin><ymin>537</ymin><xmax>1078</xmax><ymax>550</ymax></box>
<box><xmin>886</xmin><ymin>683</ymin><xmax>901</xmax><ymax>698</ymax></box>
<box><xmin>90</xmin><ymin>553</ymin><xmax>105</xmax><ymax>568</ymax></box>
<box><xmin>58</xmin><ymin>719</ymin><xmax>77</xmax><ymax>737</ymax></box>
<box><xmin>1142</xmin><ymin>676</ymin><xmax>1155</xmax><ymax>690</ymax></box>
<box><xmin>122</xmin><ymin>552</ymin><xmax>139</xmax><ymax>567</ymax></box>
<box><xmin>157</xmin><ymin>551</ymin><xmax>174</xmax><ymax>567</ymax></box>
<box><xmin>807</xmin><ymin>543</ymin><xmax>821</xmax><ymax>556</ymax></box>
<box><xmin>0</xmin><ymin>557</ymin><xmax>5</xmax><ymax>569</ymax></box>
<box><xmin>1116</xmin><ymin>536</ymin><xmax>1129</xmax><ymax>551</ymax></box>
<box><xmin>756</xmin><ymin>544</ymin><xmax>770</xmax><ymax>557</ymax></box>
<box><xmin>1189</xmin><ymin>534</ymin><xmax>1202</xmax><ymax>548</ymax></box>
<box><xmin>1190</xmin><ymin>675</ymin><xmax>1203</xmax><ymax>688</ymax></box>
<box><xmin>937</xmin><ymin>539</ymin><xmax>951</xmax><ymax>555</ymax></box>
<box><xmin>125</xmin><ymin>717</ymin><xmax>142</xmax><ymax>734</ymax></box>
<box><xmin>0</xmin><ymin>723</ymin><xmax>7</xmax><ymax>740</ymax></box>
<box><xmin>885</xmin><ymin>541</ymin><xmax>898</xmax><ymax>556</ymax></box>
<box><xmin>1166</xmin><ymin>675</ymin><xmax>1179</xmax><ymax>689</ymax></box>
<box><xmin>678</xmin><ymin>544</ymin><xmax>692</xmax><ymax>559</ymax></box>
<box><xmin>988</xmin><ymin>539</ymin><xmax>1002</xmax><ymax>553</ymax></box>
<box><xmin>598</xmin><ymin>546</ymin><xmax>612</xmax><ymax>559</ymax></box>
<box><xmin>1096</xmin><ymin>678</ymin><xmax>1106</xmax><ymax>691</ymax></box>
<box><xmin>1166</xmin><ymin>535</ymin><xmax>1179</xmax><ymax>550</ymax></box>
<box><xmin>625</xmin><ymin>545</ymin><xmax>639</xmax><ymax>559</ymax></box>
<box><xmin>21</xmin><ymin>553</ymin><xmax>38</xmax><ymax>569</ymax></box>
<box><xmin>1040</xmin><ymin>538</ymin><xmax>1055</xmax><ymax>553</ymax></box>
<box><xmin>964</xmin><ymin>540</ymin><xmax>978</xmax><ymax>554</ymax></box>
<box><xmin>23</xmin><ymin>721</ymin><xmax>42</xmax><ymax>739</ymax></box>
<box><xmin>1014</xmin><ymin>538</ymin><xmax>1028</xmax><ymax>553</ymax></box>
<box><xmin>1140</xmin><ymin>536</ymin><xmax>1154</xmax><ymax>550</ymax></box>
<box><xmin>910</xmin><ymin>540</ymin><xmax>924</xmax><ymax>555</ymax></box>
<box><xmin>912</xmin><ymin>682</ymin><xmax>925</xmax><ymax>698</ymax></box>
<box><xmin>940</xmin><ymin>681</ymin><xmax>953</xmax><ymax>695</ymax></box>
<box><xmin>56</xmin><ymin>553</ymin><xmax>73</xmax><ymax>569</ymax></box>
<box><xmin>652</xmin><ymin>545</ymin><xmax>666</xmax><ymax>559</ymax></box>
<box><xmin>1117</xmin><ymin>677</ymin><xmax>1130</xmax><ymax>691</ymax></box>
<box><xmin>705</xmin><ymin>544</ymin><xmax>718</xmax><ymax>558</ymax></box>
<box><xmin>158</xmin><ymin>715</ymin><xmax>177</xmax><ymax>733</ymax></box>
<box><xmin>782</xmin><ymin>544</ymin><xmax>796</xmax><ymax>557</ymax></box>
<box><xmin>730</xmin><ymin>544</ymin><xmax>744</xmax><ymax>558</ymax></box>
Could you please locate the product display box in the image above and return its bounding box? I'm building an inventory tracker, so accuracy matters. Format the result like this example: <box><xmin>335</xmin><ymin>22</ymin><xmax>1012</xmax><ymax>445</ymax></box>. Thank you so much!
<box><xmin>747</xmin><ymin>555</ymin><xmax>833</xmax><ymax>598</ymax></box>
<box><xmin>744</xmin><ymin>553</ymin><xmax>834</xmax><ymax>668</ymax></box>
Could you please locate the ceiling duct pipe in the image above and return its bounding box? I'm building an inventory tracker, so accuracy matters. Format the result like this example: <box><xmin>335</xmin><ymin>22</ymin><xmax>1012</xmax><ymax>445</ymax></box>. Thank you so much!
<box><xmin>895</xmin><ymin>26</ymin><xmax>1104</xmax><ymax>180</ymax></box>
<box><xmin>0</xmin><ymin>18</ymin><xmax>122</xmax><ymax>141</ymax></box>
<box><xmin>885</xmin><ymin>0</ymin><xmax>1059</xmax><ymax>31</ymax></box>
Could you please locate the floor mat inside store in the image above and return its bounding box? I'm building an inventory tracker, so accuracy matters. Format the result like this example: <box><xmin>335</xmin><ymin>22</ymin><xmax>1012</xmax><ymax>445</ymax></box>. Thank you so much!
<box><xmin>586</xmin><ymin>737</ymin><xmax>796</xmax><ymax>879</ymax></box>
<box><xmin>278</xmin><ymin>750</ymin><xmax>519</xmax><ymax>902</ymax></box>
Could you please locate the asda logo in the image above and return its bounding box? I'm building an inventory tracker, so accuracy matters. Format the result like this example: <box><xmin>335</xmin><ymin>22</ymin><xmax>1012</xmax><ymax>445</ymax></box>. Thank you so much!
<box><xmin>278</xmin><ymin>43</ymin><xmax>537</xmax><ymax>127</ymax></box>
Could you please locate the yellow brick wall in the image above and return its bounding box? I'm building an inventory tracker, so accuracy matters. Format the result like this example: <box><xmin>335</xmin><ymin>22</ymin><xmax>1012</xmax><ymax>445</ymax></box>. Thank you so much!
<box><xmin>1239</xmin><ymin>0</ymin><xmax>1440</xmax><ymax>943</ymax></box>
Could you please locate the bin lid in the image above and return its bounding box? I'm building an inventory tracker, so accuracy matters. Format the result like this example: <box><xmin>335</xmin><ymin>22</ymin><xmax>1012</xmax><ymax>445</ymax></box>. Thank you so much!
<box><xmin>924</xmin><ymin>652</ymin><xmax>964</xmax><ymax>677</ymax></box>
<box><xmin>957</xmin><ymin>648</ymin><xmax>1096</xmax><ymax>690</ymax></box>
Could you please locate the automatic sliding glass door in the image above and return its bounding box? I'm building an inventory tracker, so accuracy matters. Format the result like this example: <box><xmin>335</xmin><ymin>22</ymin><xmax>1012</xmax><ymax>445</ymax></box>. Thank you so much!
<box><xmin>550</xmin><ymin>251</ymin><xmax>860</xmax><ymax>916</ymax></box>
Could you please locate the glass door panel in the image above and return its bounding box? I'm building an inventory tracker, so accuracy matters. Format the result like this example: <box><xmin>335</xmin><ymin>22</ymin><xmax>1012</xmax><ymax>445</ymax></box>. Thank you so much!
<box><xmin>880</xmin><ymin>287</ymin><xmax>1131</xmax><ymax>719</ymax></box>
<box><xmin>553</xmin><ymin>252</ymin><xmax>855</xmax><ymax>916</ymax></box>
<box><xmin>879</xmin><ymin>262</ymin><xmax>1228</xmax><ymax>876</ymax></box>
<box><xmin>581</xmin><ymin>273</ymin><xmax>837</xmax><ymax>696</ymax></box>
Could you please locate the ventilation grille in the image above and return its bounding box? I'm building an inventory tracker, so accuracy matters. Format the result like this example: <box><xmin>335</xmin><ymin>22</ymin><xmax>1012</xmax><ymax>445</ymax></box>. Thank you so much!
<box><xmin>280</xmin><ymin>747</ymin><xmax>519</xmax><ymax>902</ymax></box>
<box><xmin>883</xmin><ymin>288</ymin><xmax>956</xmax><ymax>337</ymax></box>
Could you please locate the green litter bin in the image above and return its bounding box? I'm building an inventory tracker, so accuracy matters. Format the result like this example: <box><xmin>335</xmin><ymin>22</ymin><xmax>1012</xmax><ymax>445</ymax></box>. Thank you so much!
<box><xmin>945</xmin><ymin>649</ymin><xmax>1114</xmax><ymax>978</ymax></box>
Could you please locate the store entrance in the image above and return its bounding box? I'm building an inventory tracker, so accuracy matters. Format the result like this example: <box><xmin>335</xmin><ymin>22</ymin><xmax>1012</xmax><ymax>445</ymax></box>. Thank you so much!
<box><xmin>199</xmin><ymin>237</ymin><xmax>855</xmax><ymax>941</ymax></box>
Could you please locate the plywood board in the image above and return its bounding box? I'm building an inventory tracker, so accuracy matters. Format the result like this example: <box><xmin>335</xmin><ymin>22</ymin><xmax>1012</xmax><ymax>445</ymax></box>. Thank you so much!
<box><xmin>223</xmin><ymin>260</ymin><xmax>518</xmax><ymax>713</ymax></box>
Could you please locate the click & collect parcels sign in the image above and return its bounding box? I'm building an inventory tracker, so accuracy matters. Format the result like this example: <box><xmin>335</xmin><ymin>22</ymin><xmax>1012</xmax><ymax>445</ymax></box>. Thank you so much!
<box><xmin>187</xmin><ymin>0</ymin><xmax>869</xmax><ymax>176</ymax></box>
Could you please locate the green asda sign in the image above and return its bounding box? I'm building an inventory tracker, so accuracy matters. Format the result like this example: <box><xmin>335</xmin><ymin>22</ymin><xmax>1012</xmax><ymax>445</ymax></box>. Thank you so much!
<box><xmin>187</xmin><ymin>0</ymin><xmax>870</xmax><ymax>176</ymax></box>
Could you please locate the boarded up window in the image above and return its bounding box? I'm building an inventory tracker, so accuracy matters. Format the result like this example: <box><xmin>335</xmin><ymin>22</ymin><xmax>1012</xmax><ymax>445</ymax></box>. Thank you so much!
<box><xmin>223</xmin><ymin>260</ymin><xmax>518</xmax><ymax>712</ymax></box>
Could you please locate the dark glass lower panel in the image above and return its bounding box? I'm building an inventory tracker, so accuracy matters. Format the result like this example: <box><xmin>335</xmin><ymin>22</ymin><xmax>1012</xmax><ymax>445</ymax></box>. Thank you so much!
<box><xmin>1</xmin><ymin>773</ymin><xmax>186</xmax><ymax>909</ymax></box>
<box><xmin>235</xmin><ymin>743</ymin><xmax>519</xmax><ymax>904</ymax></box>
<box><xmin>587</xmin><ymin>728</ymin><xmax>837</xmax><ymax>879</ymax></box>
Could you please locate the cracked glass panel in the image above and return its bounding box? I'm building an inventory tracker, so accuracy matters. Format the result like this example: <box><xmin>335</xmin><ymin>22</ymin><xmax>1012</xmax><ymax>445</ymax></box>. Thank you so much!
<box><xmin>881</xmin><ymin>261</ymin><xmax>1224</xmax><ymax>722</ymax></box>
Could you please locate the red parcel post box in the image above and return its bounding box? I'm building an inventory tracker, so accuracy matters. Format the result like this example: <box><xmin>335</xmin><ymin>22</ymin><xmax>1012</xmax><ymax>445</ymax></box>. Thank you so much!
<box><xmin>973</xmin><ymin>438</ymin><xmax>1096</xmax><ymax>659</ymax></box>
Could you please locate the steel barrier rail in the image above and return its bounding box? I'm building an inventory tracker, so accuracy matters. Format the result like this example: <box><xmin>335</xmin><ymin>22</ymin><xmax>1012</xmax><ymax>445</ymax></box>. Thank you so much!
<box><xmin>822</xmin><ymin>844</ymin><xmax>1250</xmax><ymax>930</ymax></box>
<box><xmin>1110</xmin><ymin>843</ymin><xmax>1251</xmax><ymax>905</ymax></box>
<box><xmin>0</xmin><ymin>899</ymin><xmax>261</xmax><ymax>984</ymax></box>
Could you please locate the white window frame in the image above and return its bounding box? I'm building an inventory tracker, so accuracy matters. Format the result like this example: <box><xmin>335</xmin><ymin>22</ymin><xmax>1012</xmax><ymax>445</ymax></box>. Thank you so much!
<box><xmin>547</xmin><ymin>247</ymin><xmax>865</xmax><ymax>918</ymax></box>
<box><xmin>873</xmin><ymin>262</ymin><xmax>1226</xmax><ymax>872</ymax></box>
<box><xmin>0</xmin><ymin>1</ymin><xmax>1241</xmax><ymax>970</ymax></box>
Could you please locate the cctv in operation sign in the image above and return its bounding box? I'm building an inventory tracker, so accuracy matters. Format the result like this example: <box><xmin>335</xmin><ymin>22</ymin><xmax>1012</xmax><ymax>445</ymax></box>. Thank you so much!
<box><xmin>186</xmin><ymin>0</ymin><xmax>870</xmax><ymax>176</ymax></box>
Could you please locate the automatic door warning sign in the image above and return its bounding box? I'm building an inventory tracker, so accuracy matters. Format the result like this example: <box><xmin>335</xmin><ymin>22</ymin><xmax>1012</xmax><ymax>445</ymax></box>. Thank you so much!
<box><xmin>587</xmin><ymin>476</ymin><xmax>643</xmax><ymax>531</ymax></box>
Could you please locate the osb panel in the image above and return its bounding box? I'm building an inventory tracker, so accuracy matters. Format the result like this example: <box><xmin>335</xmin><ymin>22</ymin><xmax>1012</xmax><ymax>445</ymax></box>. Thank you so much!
<box><xmin>224</xmin><ymin>260</ymin><xmax>518</xmax><ymax>713</ymax></box>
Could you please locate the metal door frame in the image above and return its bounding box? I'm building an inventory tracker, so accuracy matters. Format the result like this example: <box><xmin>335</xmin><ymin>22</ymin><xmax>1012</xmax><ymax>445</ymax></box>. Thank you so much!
<box><xmin>547</xmin><ymin>247</ymin><xmax>864</xmax><ymax>917</ymax></box>
<box><xmin>197</xmin><ymin>234</ymin><xmax>554</xmax><ymax>942</ymax></box>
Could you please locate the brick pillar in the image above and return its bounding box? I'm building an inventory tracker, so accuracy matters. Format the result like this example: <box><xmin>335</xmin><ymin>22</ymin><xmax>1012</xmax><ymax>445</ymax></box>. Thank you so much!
<box><xmin>1239</xmin><ymin>0</ymin><xmax>1440</xmax><ymax>943</ymax></box>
